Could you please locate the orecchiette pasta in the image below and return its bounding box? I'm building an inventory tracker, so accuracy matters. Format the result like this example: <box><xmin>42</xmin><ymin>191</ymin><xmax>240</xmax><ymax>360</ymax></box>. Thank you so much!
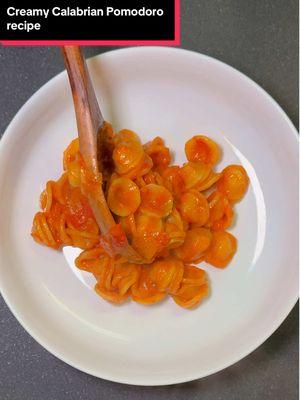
<box><xmin>207</xmin><ymin>191</ymin><xmax>234</xmax><ymax>231</ymax></box>
<box><xmin>107</xmin><ymin>177</ymin><xmax>141</xmax><ymax>217</ymax></box>
<box><xmin>139</xmin><ymin>184</ymin><xmax>173</xmax><ymax>218</ymax></box>
<box><xmin>32</xmin><ymin>129</ymin><xmax>249</xmax><ymax>309</ymax></box>
<box><xmin>179</xmin><ymin>190</ymin><xmax>209</xmax><ymax>225</ymax></box>
<box><xmin>180</xmin><ymin>162</ymin><xmax>211</xmax><ymax>190</ymax></box>
<box><xmin>174</xmin><ymin>228</ymin><xmax>212</xmax><ymax>263</ymax></box>
<box><xmin>144</xmin><ymin>136</ymin><xmax>171</xmax><ymax>172</ymax></box>
<box><xmin>217</xmin><ymin>165</ymin><xmax>249</xmax><ymax>202</ymax></box>
<box><xmin>204</xmin><ymin>231</ymin><xmax>237</xmax><ymax>268</ymax></box>
<box><xmin>185</xmin><ymin>135</ymin><xmax>221</xmax><ymax>166</ymax></box>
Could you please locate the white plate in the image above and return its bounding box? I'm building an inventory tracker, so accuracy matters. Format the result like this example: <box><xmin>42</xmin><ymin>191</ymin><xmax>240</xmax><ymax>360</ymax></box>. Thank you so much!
<box><xmin>0</xmin><ymin>47</ymin><xmax>298</xmax><ymax>386</ymax></box>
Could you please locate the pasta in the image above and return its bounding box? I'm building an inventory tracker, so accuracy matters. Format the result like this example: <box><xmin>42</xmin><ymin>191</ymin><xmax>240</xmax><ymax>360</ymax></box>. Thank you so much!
<box><xmin>107</xmin><ymin>177</ymin><xmax>141</xmax><ymax>217</ymax></box>
<box><xmin>173</xmin><ymin>265</ymin><xmax>209</xmax><ymax>309</ymax></box>
<box><xmin>180</xmin><ymin>162</ymin><xmax>211</xmax><ymax>190</ymax></box>
<box><xmin>206</xmin><ymin>191</ymin><xmax>234</xmax><ymax>231</ymax></box>
<box><xmin>32</xmin><ymin>129</ymin><xmax>249</xmax><ymax>309</ymax></box>
<box><xmin>217</xmin><ymin>165</ymin><xmax>249</xmax><ymax>202</ymax></box>
<box><xmin>185</xmin><ymin>135</ymin><xmax>221</xmax><ymax>165</ymax></box>
<box><xmin>131</xmin><ymin>213</ymin><xmax>169</xmax><ymax>261</ymax></box>
<box><xmin>112</xmin><ymin>130</ymin><xmax>144</xmax><ymax>175</ymax></box>
<box><xmin>144</xmin><ymin>136</ymin><xmax>171</xmax><ymax>172</ymax></box>
<box><xmin>179</xmin><ymin>190</ymin><xmax>209</xmax><ymax>225</ymax></box>
<box><xmin>162</xmin><ymin>166</ymin><xmax>184</xmax><ymax>199</ymax></box>
<box><xmin>139</xmin><ymin>184</ymin><xmax>173</xmax><ymax>218</ymax></box>
<box><xmin>174</xmin><ymin>228</ymin><xmax>212</xmax><ymax>263</ymax></box>
<box><xmin>31</xmin><ymin>170</ymin><xmax>100</xmax><ymax>250</ymax></box>
<box><xmin>204</xmin><ymin>231</ymin><xmax>237</xmax><ymax>268</ymax></box>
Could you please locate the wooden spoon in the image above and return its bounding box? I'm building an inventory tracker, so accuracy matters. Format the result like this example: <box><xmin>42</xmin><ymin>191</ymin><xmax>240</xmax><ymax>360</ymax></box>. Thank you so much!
<box><xmin>62</xmin><ymin>46</ymin><xmax>143</xmax><ymax>264</ymax></box>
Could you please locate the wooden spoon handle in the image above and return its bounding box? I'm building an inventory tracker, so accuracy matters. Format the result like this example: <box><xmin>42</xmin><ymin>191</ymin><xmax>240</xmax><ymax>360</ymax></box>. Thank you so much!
<box><xmin>62</xmin><ymin>46</ymin><xmax>144</xmax><ymax>264</ymax></box>
<box><xmin>62</xmin><ymin>46</ymin><xmax>104</xmax><ymax>175</ymax></box>
<box><xmin>62</xmin><ymin>45</ymin><xmax>116</xmax><ymax>234</ymax></box>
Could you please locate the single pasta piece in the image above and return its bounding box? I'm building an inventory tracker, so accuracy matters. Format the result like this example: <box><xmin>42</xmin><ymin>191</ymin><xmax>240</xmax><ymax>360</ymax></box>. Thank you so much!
<box><xmin>172</xmin><ymin>265</ymin><xmax>209</xmax><ymax>309</ymax></box>
<box><xmin>207</xmin><ymin>191</ymin><xmax>234</xmax><ymax>231</ymax></box>
<box><xmin>179</xmin><ymin>190</ymin><xmax>209</xmax><ymax>225</ymax></box>
<box><xmin>174</xmin><ymin>228</ymin><xmax>212</xmax><ymax>263</ymax></box>
<box><xmin>162</xmin><ymin>166</ymin><xmax>185</xmax><ymax>199</ymax></box>
<box><xmin>148</xmin><ymin>257</ymin><xmax>184</xmax><ymax>294</ymax></box>
<box><xmin>185</xmin><ymin>135</ymin><xmax>221</xmax><ymax>166</ymax></box>
<box><xmin>180</xmin><ymin>265</ymin><xmax>207</xmax><ymax>286</ymax></box>
<box><xmin>139</xmin><ymin>184</ymin><xmax>173</xmax><ymax>218</ymax></box>
<box><xmin>180</xmin><ymin>162</ymin><xmax>211</xmax><ymax>190</ymax></box>
<box><xmin>217</xmin><ymin>165</ymin><xmax>249</xmax><ymax>202</ymax></box>
<box><xmin>131</xmin><ymin>266</ymin><xmax>167</xmax><ymax>305</ymax></box>
<box><xmin>173</xmin><ymin>282</ymin><xmax>209</xmax><ymax>309</ymax></box>
<box><xmin>113</xmin><ymin>130</ymin><xmax>144</xmax><ymax>175</ymax></box>
<box><xmin>204</xmin><ymin>231</ymin><xmax>237</xmax><ymax>268</ymax></box>
<box><xmin>132</xmin><ymin>213</ymin><xmax>168</xmax><ymax>261</ymax></box>
<box><xmin>144</xmin><ymin>137</ymin><xmax>171</xmax><ymax>171</ymax></box>
<box><xmin>107</xmin><ymin>177</ymin><xmax>141</xmax><ymax>217</ymax></box>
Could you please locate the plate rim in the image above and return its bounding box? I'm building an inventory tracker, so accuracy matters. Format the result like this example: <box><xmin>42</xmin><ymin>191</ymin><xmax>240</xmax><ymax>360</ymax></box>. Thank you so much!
<box><xmin>0</xmin><ymin>46</ymin><xmax>298</xmax><ymax>386</ymax></box>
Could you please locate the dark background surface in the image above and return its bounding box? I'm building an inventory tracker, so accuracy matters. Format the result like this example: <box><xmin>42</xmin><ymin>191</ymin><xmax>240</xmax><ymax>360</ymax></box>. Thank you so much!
<box><xmin>0</xmin><ymin>0</ymin><xmax>298</xmax><ymax>399</ymax></box>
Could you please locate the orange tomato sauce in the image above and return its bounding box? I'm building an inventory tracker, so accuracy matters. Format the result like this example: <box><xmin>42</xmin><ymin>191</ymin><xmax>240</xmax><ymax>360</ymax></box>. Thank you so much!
<box><xmin>32</xmin><ymin>127</ymin><xmax>249</xmax><ymax>309</ymax></box>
